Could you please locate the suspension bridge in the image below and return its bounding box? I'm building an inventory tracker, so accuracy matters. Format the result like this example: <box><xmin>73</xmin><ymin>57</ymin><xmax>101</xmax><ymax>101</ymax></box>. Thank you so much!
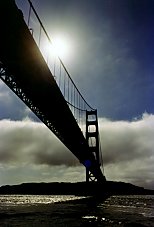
<box><xmin>0</xmin><ymin>0</ymin><xmax>106</xmax><ymax>183</ymax></box>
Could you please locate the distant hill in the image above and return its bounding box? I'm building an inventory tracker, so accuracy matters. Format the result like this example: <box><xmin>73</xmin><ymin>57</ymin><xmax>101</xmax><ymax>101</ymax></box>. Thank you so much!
<box><xmin>0</xmin><ymin>181</ymin><xmax>153</xmax><ymax>196</ymax></box>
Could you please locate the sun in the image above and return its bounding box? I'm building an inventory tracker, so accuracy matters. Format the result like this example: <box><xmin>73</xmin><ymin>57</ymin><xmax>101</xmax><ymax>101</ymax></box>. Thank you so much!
<box><xmin>40</xmin><ymin>34</ymin><xmax>72</xmax><ymax>64</ymax></box>
<box><xmin>52</xmin><ymin>35</ymin><xmax>71</xmax><ymax>60</ymax></box>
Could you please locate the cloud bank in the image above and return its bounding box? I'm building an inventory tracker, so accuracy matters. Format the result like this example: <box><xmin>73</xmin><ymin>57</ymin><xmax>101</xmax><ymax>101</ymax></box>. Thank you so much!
<box><xmin>100</xmin><ymin>113</ymin><xmax>154</xmax><ymax>189</ymax></box>
<box><xmin>0</xmin><ymin>119</ymin><xmax>78</xmax><ymax>166</ymax></box>
<box><xmin>0</xmin><ymin>113</ymin><xmax>154</xmax><ymax>189</ymax></box>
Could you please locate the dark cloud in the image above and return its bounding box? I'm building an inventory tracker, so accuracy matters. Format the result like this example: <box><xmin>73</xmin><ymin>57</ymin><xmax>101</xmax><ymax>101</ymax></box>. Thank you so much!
<box><xmin>0</xmin><ymin>119</ymin><xmax>79</xmax><ymax>167</ymax></box>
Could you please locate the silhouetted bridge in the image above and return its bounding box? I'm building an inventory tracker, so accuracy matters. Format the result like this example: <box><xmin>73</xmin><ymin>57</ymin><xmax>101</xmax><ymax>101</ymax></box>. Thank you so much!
<box><xmin>0</xmin><ymin>0</ymin><xmax>106</xmax><ymax>183</ymax></box>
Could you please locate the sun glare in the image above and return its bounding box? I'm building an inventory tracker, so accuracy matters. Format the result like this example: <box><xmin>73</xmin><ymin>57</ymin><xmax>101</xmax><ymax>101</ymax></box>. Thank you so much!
<box><xmin>52</xmin><ymin>36</ymin><xmax>71</xmax><ymax>60</ymax></box>
<box><xmin>41</xmin><ymin>34</ymin><xmax>72</xmax><ymax>64</ymax></box>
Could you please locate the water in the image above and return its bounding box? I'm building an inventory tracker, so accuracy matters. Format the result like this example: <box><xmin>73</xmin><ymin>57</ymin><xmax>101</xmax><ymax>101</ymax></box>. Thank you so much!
<box><xmin>0</xmin><ymin>194</ymin><xmax>154</xmax><ymax>226</ymax></box>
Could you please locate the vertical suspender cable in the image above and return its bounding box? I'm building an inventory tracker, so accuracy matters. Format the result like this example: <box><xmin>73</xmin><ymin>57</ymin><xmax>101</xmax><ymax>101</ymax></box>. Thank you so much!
<box><xmin>74</xmin><ymin>85</ymin><xmax>75</xmax><ymax>117</ymax></box>
<box><xmin>38</xmin><ymin>25</ymin><xmax>42</xmax><ymax>48</ymax></box>
<box><xmin>64</xmin><ymin>71</ymin><xmax>66</xmax><ymax>98</ymax></box>
<box><xmin>27</xmin><ymin>3</ymin><xmax>31</xmax><ymax>27</ymax></box>
<box><xmin>59</xmin><ymin>61</ymin><xmax>61</xmax><ymax>88</ymax></box>
<box><xmin>68</xmin><ymin>75</ymin><xmax>69</xmax><ymax>103</ymax></box>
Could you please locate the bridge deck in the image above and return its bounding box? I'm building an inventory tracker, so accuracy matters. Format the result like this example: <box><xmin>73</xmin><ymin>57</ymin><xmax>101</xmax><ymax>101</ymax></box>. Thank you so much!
<box><xmin>0</xmin><ymin>0</ymin><xmax>105</xmax><ymax>182</ymax></box>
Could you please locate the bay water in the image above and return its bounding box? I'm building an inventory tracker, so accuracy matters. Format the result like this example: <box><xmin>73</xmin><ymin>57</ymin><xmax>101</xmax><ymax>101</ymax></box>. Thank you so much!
<box><xmin>0</xmin><ymin>194</ymin><xmax>153</xmax><ymax>226</ymax></box>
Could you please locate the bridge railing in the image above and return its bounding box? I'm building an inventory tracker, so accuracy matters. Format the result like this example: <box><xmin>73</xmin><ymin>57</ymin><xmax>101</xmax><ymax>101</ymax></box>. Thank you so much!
<box><xmin>15</xmin><ymin>0</ymin><xmax>95</xmax><ymax>138</ymax></box>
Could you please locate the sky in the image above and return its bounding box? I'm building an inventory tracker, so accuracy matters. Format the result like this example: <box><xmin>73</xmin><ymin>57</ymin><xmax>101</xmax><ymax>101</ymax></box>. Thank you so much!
<box><xmin>0</xmin><ymin>0</ymin><xmax>154</xmax><ymax>189</ymax></box>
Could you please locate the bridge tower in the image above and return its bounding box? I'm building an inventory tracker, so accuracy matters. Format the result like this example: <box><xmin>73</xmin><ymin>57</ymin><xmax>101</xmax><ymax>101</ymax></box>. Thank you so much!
<box><xmin>86</xmin><ymin>110</ymin><xmax>101</xmax><ymax>182</ymax></box>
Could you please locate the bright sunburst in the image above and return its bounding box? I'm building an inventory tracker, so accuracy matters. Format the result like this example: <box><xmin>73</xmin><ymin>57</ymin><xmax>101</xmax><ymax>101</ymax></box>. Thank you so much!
<box><xmin>52</xmin><ymin>35</ymin><xmax>71</xmax><ymax>60</ymax></box>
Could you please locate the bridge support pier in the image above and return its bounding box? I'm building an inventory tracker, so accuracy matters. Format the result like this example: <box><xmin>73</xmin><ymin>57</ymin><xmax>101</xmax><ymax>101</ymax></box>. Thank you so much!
<box><xmin>86</xmin><ymin>110</ymin><xmax>100</xmax><ymax>182</ymax></box>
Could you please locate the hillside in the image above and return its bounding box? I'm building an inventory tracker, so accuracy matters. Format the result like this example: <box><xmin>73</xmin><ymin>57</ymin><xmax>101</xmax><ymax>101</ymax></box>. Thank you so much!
<box><xmin>0</xmin><ymin>181</ymin><xmax>153</xmax><ymax>196</ymax></box>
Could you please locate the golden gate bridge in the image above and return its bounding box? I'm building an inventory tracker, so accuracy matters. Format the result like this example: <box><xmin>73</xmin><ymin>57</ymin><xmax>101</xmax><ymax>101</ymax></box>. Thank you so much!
<box><xmin>0</xmin><ymin>0</ymin><xmax>106</xmax><ymax>183</ymax></box>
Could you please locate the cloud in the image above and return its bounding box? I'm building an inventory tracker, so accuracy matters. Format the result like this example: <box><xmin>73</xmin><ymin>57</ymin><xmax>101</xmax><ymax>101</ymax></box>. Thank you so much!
<box><xmin>0</xmin><ymin>119</ymin><xmax>79</xmax><ymax>166</ymax></box>
<box><xmin>100</xmin><ymin>113</ymin><xmax>154</xmax><ymax>164</ymax></box>
<box><xmin>0</xmin><ymin>114</ymin><xmax>154</xmax><ymax>189</ymax></box>
<box><xmin>0</xmin><ymin>164</ymin><xmax>85</xmax><ymax>186</ymax></box>
<box><xmin>99</xmin><ymin>113</ymin><xmax>154</xmax><ymax>189</ymax></box>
